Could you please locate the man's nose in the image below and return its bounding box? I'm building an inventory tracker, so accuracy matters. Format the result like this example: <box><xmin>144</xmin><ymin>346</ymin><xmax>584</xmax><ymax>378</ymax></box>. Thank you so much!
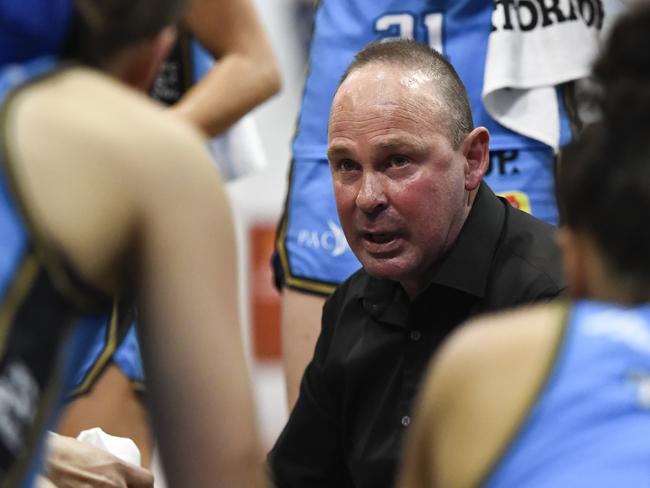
<box><xmin>355</xmin><ymin>172</ymin><xmax>387</xmax><ymax>214</ymax></box>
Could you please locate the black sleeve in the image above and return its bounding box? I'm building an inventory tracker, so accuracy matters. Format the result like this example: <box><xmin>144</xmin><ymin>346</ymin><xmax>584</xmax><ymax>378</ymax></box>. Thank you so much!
<box><xmin>268</xmin><ymin>291</ymin><xmax>350</xmax><ymax>487</ymax></box>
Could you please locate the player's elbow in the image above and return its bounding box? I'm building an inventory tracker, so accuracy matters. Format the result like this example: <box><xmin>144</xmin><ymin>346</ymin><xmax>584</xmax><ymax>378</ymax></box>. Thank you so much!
<box><xmin>256</xmin><ymin>56</ymin><xmax>282</xmax><ymax>101</ymax></box>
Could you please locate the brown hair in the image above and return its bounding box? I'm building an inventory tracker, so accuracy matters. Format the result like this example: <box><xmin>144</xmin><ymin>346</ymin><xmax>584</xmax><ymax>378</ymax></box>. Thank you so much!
<box><xmin>557</xmin><ymin>3</ymin><xmax>650</xmax><ymax>296</ymax></box>
<box><xmin>63</xmin><ymin>0</ymin><xmax>187</xmax><ymax>66</ymax></box>
<box><xmin>338</xmin><ymin>39</ymin><xmax>474</xmax><ymax>148</ymax></box>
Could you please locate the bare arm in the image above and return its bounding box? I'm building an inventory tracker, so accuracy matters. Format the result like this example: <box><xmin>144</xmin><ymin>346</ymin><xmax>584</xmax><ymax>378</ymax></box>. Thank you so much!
<box><xmin>130</xmin><ymin>127</ymin><xmax>265</xmax><ymax>486</ymax></box>
<box><xmin>281</xmin><ymin>289</ymin><xmax>326</xmax><ymax>409</ymax></box>
<box><xmin>171</xmin><ymin>0</ymin><xmax>281</xmax><ymax>136</ymax></box>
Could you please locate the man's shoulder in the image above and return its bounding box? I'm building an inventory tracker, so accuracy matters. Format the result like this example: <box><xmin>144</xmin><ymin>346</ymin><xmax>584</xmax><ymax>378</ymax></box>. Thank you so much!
<box><xmin>502</xmin><ymin>204</ymin><xmax>559</xmax><ymax>260</ymax></box>
<box><xmin>489</xmin><ymin>205</ymin><xmax>566</xmax><ymax>304</ymax></box>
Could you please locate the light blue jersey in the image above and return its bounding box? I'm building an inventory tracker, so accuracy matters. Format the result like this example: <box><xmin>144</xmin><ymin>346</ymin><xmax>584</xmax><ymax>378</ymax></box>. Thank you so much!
<box><xmin>0</xmin><ymin>57</ymin><xmax>116</xmax><ymax>487</ymax></box>
<box><xmin>294</xmin><ymin>0</ymin><xmax>571</xmax><ymax>160</ymax></box>
<box><xmin>485</xmin><ymin>300</ymin><xmax>650</xmax><ymax>487</ymax></box>
<box><xmin>75</xmin><ymin>35</ymin><xmax>214</xmax><ymax>394</ymax></box>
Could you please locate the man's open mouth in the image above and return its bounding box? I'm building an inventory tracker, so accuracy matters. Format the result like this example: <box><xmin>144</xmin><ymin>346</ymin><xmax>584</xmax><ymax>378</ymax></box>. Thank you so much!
<box><xmin>363</xmin><ymin>233</ymin><xmax>396</xmax><ymax>244</ymax></box>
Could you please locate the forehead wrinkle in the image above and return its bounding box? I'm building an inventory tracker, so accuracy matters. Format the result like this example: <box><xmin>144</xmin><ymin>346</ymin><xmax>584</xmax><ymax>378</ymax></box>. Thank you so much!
<box><xmin>330</xmin><ymin>100</ymin><xmax>448</xmax><ymax>142</ymax></box>
<box><xmin>372</xmin><ymin>136</ymin><xmax>429</xmax><ymax>155</ymax></box>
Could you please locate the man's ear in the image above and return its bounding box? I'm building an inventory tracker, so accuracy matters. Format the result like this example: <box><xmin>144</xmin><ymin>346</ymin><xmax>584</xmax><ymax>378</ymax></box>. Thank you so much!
<box><xmin>461</xmin><ymin>127</ymin><xmax>490</xmax><ymax>191</ymax></box>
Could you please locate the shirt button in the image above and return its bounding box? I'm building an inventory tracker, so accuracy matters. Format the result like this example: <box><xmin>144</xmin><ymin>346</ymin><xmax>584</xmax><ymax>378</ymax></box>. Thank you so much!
<box><xmin>401</xmin><ymin>415</ymin><xmax>411</xmax><ymax>427</ymax></box>
<box><xmin>367</xmin><ymin>302</ymin><xmax>380</xmax><ymax>312</ymax></box>
<box><xmin>410</xmin><ymin>330</ymin><xmax>422</xmax><ymax>341</ymax></box>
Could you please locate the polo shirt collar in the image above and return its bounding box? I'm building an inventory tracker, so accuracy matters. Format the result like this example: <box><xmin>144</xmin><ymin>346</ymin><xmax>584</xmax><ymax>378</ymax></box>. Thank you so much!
<box><xmin>427</xmin><ymin>182</ymin><xmax>505</xmax><ymax>297</ymax></box>
<box><xmin>360</xmin><ymin>275</ymin><xmax>409</xmax><ymax>327</ymax></box>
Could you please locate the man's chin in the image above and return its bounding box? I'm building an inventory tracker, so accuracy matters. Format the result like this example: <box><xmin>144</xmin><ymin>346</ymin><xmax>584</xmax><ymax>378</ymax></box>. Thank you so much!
<box><xmin>360</xmin><ymin>256</ymin><xmax>413</xmax><ymax>282</ymax></box>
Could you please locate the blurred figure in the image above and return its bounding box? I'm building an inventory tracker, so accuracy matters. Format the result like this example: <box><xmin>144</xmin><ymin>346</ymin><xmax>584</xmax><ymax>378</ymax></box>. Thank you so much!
<box><xmin>398</xmin><ymin>6</ymin><xmax>650</xmax><ymax>487</ymax></box>
<box><xmin>0</xmin><ymin>0</ymin><xmax>264</xmax><ymax>486</ymax></box>
<box><xmin>56</xmin><ymin>0</ymin><xmax>280</xmax><ymax>467</ymax></box>
<box><xmin>168</xmin><ymin>0</ymin><xmax>281</xmax><ymax>137</ymax></box>
<box><xmin>274</xmin><ymin>0</ymin><xmax>602</xmax><ymax>408</ymax></box>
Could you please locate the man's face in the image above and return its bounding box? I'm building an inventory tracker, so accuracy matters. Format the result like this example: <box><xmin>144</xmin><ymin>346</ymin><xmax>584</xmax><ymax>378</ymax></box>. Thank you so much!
<box><xmin>328</xmin><ymin>63</ymin><xmax>472</xmax><ymax>296</ymax></box>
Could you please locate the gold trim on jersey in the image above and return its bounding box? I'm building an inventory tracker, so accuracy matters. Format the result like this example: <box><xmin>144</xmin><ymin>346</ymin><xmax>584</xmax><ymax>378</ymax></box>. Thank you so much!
<box><xmin>276</xmin><ymin>205</ymin><xmax>337</xmax><ymax>296</ymax></box>
<box><xmin>68</xmin><ymin>302</ymin><xmax>120</xmax><ymax>398</ymax></box>
<box><xmin>0</xmin><ymin>66</ymin><xmax>110</xmax><ymax>313</ymax></box>
<box><xmin>275</xmin><ymin>0</ymin><xmax>339</xmax><ymax>297</ymax></box>
<box><xmin>473</xmin><ymin>300</ymin><xmax>572</xmax><ymax>488</ymax></box>
<box><xmin>0</xmin><ymin>254</ymin><xmax>38</xmax><ymax>359</ymax></box>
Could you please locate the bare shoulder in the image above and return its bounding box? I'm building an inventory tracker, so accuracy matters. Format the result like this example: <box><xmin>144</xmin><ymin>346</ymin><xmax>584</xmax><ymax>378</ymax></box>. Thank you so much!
<box><xmin>4</xmin><ymin>67</ymin><xmax>221</xmax><ymax>293</ymax></box>
<box><xmin>420</xmin><ymin>301</ymin><xmax>568</xmax><ymax>415</ymax></box>
<box><xmin>440</xmin><ymin>301</ymin><xmax>567</xmax><ymax>372</ymax></box>
<box><xmin>428</xmin><ymin>301</ymin><xmax>568</xmax><ymax>417</ymax></box>
<box><xmin>7</xmin><ymin>66</ymin><xmax>222</xmax><ymax>218</ymax></box>
<box><xmin>9</xmin><ymin>67</ymin><xmax>211</xmax><ymax>176</ymax></box>
<box><xmin>411</xmin><ymin>302</ymin><xmax>568</xmax><ymax>488</ymax></box>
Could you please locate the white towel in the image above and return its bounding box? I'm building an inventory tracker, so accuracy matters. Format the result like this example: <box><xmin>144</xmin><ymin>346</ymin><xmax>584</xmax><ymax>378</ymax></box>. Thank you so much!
<box><xmin>483</xmin><ymin>0</ymin><xmax>602</xmax><ymax>149</ymax></box>
<box><xmin>208</xmin><ymin>113</ymin><xmax>268</xmax><ymax>181</ymax></box>
<box><xmin>76</xmin><ymin>427</ymin><xmax>141</xmax><ymax>466</ymax></box>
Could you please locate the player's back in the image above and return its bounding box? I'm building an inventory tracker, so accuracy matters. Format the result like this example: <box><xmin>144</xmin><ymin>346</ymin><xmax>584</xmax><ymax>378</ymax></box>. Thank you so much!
<box><xmin>403</xmin><ymin>300</ymin><xmax>650</xmax><ymax>488</ymax></box>
<box><xmin>4</xmin><ymin>60</ymin><xmax>212</xmax><ymax>284</ymax></box>
<box><xmin>0</xmin><ymin>59</ymin><xmax>121</xmax><ymax>486</ymax></box>
<box><xmin>0</xmin><ymin>58</ymin><xmax>211</xmax><ymax>486</ymax></box>
<box><xmin>483</xmin><ymin>300</ymin><xmax>650</xmax><ymax>487</ymax></box>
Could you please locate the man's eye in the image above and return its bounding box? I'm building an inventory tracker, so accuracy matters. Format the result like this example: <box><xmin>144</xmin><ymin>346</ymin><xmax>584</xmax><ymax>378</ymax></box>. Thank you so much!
<box><xmin>389</xmin><ymin>155</ymin><xmax>410</xmax><ymax>168</ymax></box>
<box><xmin>337</xmin><ymin>160</ymin><xmax>359</xmax><ymax>172</ymax></box>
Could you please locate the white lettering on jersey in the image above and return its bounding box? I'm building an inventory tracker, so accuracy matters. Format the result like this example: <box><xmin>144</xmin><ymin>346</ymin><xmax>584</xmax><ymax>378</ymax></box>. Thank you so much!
<box><xmin>0</xmin><ymin>362</ymin><xmax>39</xmax><ymax>454</ymax></box>
<box><xmin>297</xmin><ymin>220</ymin><xmax>350</xmax><ymax>257</ymax></box>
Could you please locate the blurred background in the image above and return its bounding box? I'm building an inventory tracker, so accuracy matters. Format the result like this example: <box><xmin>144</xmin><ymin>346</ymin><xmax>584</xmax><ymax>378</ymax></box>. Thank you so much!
<box><xmin>225</xmin><ymin>0</ymin><xmax>306</xmax><ymax>451</ymax></box>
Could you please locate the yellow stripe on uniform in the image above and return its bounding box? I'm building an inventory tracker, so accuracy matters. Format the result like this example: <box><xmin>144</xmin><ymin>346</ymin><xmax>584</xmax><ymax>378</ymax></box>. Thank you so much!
<box><xmin>69</xmin><ymin>301</ymin><xmax>119</xmax><ymax>397</ymax></box>
<box><xmin>0</xmin><ymin>254</ymin><xmax>39</xmax><ymax>359</ymax></box>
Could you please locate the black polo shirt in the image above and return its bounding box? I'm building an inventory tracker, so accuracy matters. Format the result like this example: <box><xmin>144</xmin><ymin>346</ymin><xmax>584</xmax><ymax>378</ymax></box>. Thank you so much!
<box><xmin>269</xmin><ymin>183</ymin><xmax>566</xmax><ymax>488</ymax></box>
